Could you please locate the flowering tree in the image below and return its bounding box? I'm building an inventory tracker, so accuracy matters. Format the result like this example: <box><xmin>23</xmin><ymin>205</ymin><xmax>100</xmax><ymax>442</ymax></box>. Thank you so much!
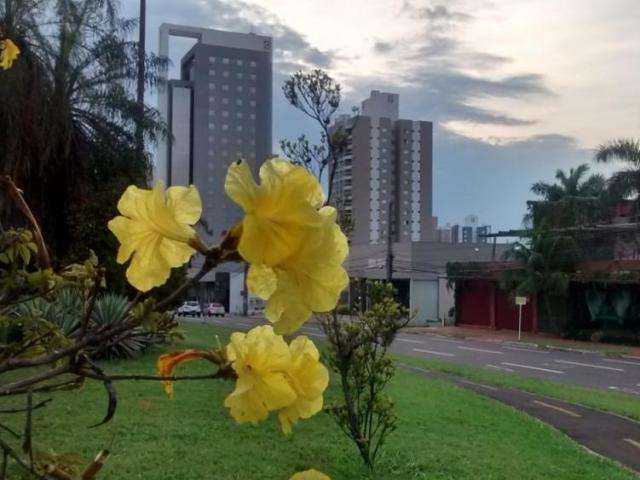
<box><xmin>1</xmin><ymin>153</ymin><xmax>346</xmax><ymax>478</ymax></box>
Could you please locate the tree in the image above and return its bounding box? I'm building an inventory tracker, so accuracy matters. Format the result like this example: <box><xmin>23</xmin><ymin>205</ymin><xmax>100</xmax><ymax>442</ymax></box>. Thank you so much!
<box><xmin>280</xmin><ymin>69</ymin><xmax>347</xmax><ymax>203</ymax></box>
<box><xmin>531</xmin><ymin>164</ymin><xmax>605</xmax><ymax>202</ymax></box>
<box><xmin>501</xmin><ymin>228</ymin><xmax>580</xmax><ymax>332</ymax></box>
<box><xmin>527</xmin><ymin>164</ymin><xmax>607</xmax><ymax>228</ymax></box>
<box><xmin>595</xmin><ymin>138</ymin><xmax>640</xmax><ymax>203</ymax></box>
<box><xmin>0</xmin><ymin>0</ymin><xmax>165</xmax><ymax>270</ymax></box>
<box><xmin>319</xmin><ymin>282</ymin><xmax>410</xmax><ymax>470</ymax></box>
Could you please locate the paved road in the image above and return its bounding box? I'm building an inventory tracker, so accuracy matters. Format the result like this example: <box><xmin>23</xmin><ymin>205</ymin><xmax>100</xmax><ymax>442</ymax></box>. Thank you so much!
<box><xmin>193</xmin><ymin>315</ymin><xmax>640</xmax><ymax>396</ymax></box>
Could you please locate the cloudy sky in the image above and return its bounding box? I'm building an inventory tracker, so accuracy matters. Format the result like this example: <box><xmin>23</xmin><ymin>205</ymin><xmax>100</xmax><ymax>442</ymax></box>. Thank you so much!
<box><xmin>123</xmin><ymin>0</ymin><xmax>640</xmax><ymax>231</ymax></box>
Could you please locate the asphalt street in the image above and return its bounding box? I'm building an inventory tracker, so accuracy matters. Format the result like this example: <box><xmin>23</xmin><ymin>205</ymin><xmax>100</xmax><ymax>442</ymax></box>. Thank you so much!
<box><xmin>195</xmin><ymin>314</ymin><xmax>640</xmax><ymax>397</ymax></box>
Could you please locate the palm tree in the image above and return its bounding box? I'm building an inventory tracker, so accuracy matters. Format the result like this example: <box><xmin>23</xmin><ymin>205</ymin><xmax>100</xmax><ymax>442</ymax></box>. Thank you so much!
<box><xmin>527</xmin><ymin>164</ymin><xmax>606</xmax><ymax>227</ymax></box>
<box><xmin>531</xmin><ymin>164</ymin><xmax>605</xmax><ymax>202</ymax></box>
<box><xmin>595</xmin><ymin>138</ymin><xmax>640</xmax><ymax>202</ymax></box>
<box><xmin>0</xmin><ymin>0</ymin><xmax>165</xmax><ymax>260</ymax></box>
<box><xmin>501</xmin><ymin>228</ymin><xmax>580</xmax><ymax>332</ymax></box>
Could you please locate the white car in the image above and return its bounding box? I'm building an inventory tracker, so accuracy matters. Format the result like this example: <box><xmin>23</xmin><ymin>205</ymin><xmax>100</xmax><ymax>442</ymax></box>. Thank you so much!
<box><xmin>206</xmin><ymin>302</ymin><xmax>226</xmax><ymax>317</ymax></box>
<box><xmin>177</xmin><ymin>301</ymin><xmax>202</xmax><ymax>317</ymax></box>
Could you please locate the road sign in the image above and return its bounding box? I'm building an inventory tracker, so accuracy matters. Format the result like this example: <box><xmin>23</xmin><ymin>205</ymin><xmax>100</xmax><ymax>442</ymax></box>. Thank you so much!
<box><xmin>515</xmin><ymin>296</ymin><xmax>528</xmax><ymax>306</ymax></box>
<box><xmin>514</xmin><ymin>297</ymin><xmax>528</xmax><ymax>340</ymax></box>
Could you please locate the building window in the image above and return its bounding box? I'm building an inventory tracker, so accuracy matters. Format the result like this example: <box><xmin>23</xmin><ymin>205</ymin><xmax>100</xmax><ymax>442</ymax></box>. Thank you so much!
<box><xmin>223</xmin><ymin>71</ymin><xmax>229</xmax><ymax>77</ymax></box>
<box><xmin>209</xmin><ymin>69</ymin><xmax>216</xmax><ymax>76</ymax></box>
<box><xmin>222</xmin><ymin>58</ymin><xmax>230</xmax><ymax>64</ymax></box>
<box><xmin>236</xmin><ymin>72</ymin><xmax>243</xmax><ymax>80</ymax></box>
<box><xmin>208</xmin><ymin>96</ymin><xmax>215</xmax><ymax>103</ymax></box>
<box><xmin>236</xmin><ymin>86</ymin><xmax>243</xmax><ymax>93</ymax></box>
<box><xmin>249</xmin><ymin>61</ymin><xmax>257</xmax><ymax>67</ymax></box>
<box><xmin>249</xmin><ymin>100</ymin><xmax>256</xmax><ymax>107</ymax></box>
<box><xmin>208</xmin><ymin>122</ymin><xmax>215</xmax><ymax>129</ymax></box>
<box><xmin>236</xmin><ymin>125</ymin><xmax>243</xmax><ymax>132</ymax></box>
<box><xmin>236</xmin><ymin>112</ymin><xmax>244</xmax><ymax>119</ymax></box>
<box><xmin>236</xmin><ymin>59</ymin><xmax>243</xmax><ymax>66</ymax></box>
<box><xmin>222</xmin><ymin>111</ymin><xmax>229</xmax><ymax>117</ymax></box>
<box><xmin>209</xmin><ymin>56</ymin><xmax>216</xmax><ymax>63</ymax></box>
<box><xmin>222</xmin><ymin>124</ymin><xmax>228</xmax><ymax>131</ymax></box>
<box><xmin>236</xmin><ymin>99</ymin><xmax>243</xmax><ymax>106</ymax></box>
<box><xmin>250</xmin><ymin>74</ymin><xmax>256</xmax><ymax>81</ymax></box>
<box><xmin>209</xmin><ymin>83</ymin><xmax>215</xmax><ymax>90</ymax></box>
<box><xmin>222</xmin><ymin>98</ymin><xmax>229</xmax><ymax>105</ymax></box>
<box><xmin>249</xmin><ymin>113</ymin><xmax>256</xmax><ymax>120</ymax></box>
<box><xmin>250</xmin><ymin>87</ymin><xmax>256</xmax><ymax>94</ymax></box>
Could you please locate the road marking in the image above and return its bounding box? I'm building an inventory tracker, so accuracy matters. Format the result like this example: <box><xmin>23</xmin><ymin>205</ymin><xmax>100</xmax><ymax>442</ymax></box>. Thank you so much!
<box><xmin>623</xmin><ymin>355</ymin><xmax>640</xmax><ymax>361</ymax></box>
<box><xmin>501</xmin><ymin>362</ymin><xmax>565</xmax><ymax>374</ymax></box>
<box><xmin>486</xmin><ymin>364</ymin><xmax>514</xmax><ymax>373</ymax></box>
<box><xmin>413</xmin><ymin>348</ymin><xmax>455</xmax><ymax>357</ymax></box>
<box><xmin>503</xmin><ymin>346</ymin><xmax>549</xmax><ymax>354</ymax></box>
<box><xmin>459</xmin><ymin>379</ymin><xmax>498</xmax><ymax>391</ymax></box>
<box><xmin>397</xmin><ymin>338</ymin><xmax>425</xmax><ymax>344</ymax></box>
<box><xmin>603</xmin><ymin>358</ymin><xmax>640</xmax><ymax>367</ymax></box>
<box><xmin>554</xmin><ymin>359</ymin><xmax>624</xmax><ymax>372</ymax></box>
<box><xmin>458</xmin><ymin>346</ymin><xmax>503</xmax><ymax>355</ymax></box>
<box><xmin>624</xmin><ymin>438</ymin><xmax>640</xmax><ymax>450</ymax></box>
<box><xmin>533</xmin><ymin>400</ymin><xmax>581</xmax><ymax>418</ymax></box>
<box><xmin>430</xmin><ymin>336</ymin><xmax>462</xmax><ymax>344</ymax></box>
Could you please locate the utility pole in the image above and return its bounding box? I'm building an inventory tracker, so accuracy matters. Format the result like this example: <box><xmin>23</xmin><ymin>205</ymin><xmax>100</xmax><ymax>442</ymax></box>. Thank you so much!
<box><xmin>386</xmin><ymin>200</ymin><xmax>394</xmax><ymax>282</ymax></box>
<box><xmin>135</xmin><ymin>0</ymin><xmax>146</xmax><ymax>160</ymax></box>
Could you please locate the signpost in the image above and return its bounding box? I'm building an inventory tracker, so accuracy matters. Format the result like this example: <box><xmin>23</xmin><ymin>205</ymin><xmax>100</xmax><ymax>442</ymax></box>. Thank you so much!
<box><xmin>515</xmin><ymin>296</ymin><xmax>528</xmax><ymax>341</ymax></box>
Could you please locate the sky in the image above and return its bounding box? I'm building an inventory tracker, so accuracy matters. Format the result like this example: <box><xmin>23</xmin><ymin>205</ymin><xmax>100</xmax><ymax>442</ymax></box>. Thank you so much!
<box><xmin>122</xmin><ymin>0</ymin><xmax>640</xmax><ymax>231</ymax></box>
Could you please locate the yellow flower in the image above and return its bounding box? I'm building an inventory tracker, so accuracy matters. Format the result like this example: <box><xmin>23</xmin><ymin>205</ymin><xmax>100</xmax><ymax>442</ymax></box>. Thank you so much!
<box><xmin>289</xmin><ymin>470</ymin><xmax>331</xmax><ymax>480</ymax></box>
<box><xmin>224</xmin><ymin>326</ymin><xmax>297</xmax><ymax>424</ymax></box>
<box><xmin>108</xmin><ymin>182</ymin><xmax>202</xmax><ymax>292</ymax></box>
<box><xmin>0</xmin><ymin>39</ymin><xmax>20</xmax><ymax>70</ymax></box>
<box><xmin>225</xmin><ymin>158</ymin><xmax>325</xmax><ymax>266</ymax></box>
<box><xmin>224</xmin><ymin>326</ymin><xmax>329</xmax><ymax>433</ymax></box>
<box><xmin>226</xmin><ymin>159</ymin><xmax>349</xmax><ymax>334</ymax></box>
<box><xmin>279</xmin><ymin>336</ymin><xmax>329</xmax><ymax>435</ymax></box>
<box><xmin>156</xmin><ymin>349</ymin><xmax>215</xmax><ymax>399</ymax></box>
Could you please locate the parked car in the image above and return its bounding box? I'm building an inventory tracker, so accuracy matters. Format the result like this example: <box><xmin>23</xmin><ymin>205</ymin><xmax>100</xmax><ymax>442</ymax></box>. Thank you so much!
<box><xmin>206</xmin><ymin>302</ymin><xmax>226</xmax><ymax>317</ymax></box>
<box><xmin>177</xmin><ymin>301</ymin><xmax>202</xmax><ymax>317</ymax></box>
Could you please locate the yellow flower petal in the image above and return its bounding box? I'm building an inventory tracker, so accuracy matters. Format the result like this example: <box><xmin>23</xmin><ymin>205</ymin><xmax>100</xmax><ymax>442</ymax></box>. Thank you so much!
<box><xmin>289</xmin><ymin>469</ymin><xmax>331</xmax><ymax>480</ymax></box>
<box><xmin>108</xmin><ymin>182</ymin><xmax>201</xmax><ymax>292</ymax></box>
<box><xmin>246</xmin><ymin>264</ymin><xmax>278</xmax><ymax>299</ymax></box>
<box><xmin>224</xmin><ymin>160</ymin><xmax>259</xmax><ymax>212</ymax></box>
<box><xmin>166</xmin><ymin>185</ymin><xmax>202</xmax><ymax>225</ymax></box>
<box><xmin>278</xmin><ymin>336</ymin><xmax>329</xmax><ymax>434</ymax></box>
<box><xmin>0</xmin><ymin>39</ymin><xmax>20</xmax><ymax>70</ymax></box>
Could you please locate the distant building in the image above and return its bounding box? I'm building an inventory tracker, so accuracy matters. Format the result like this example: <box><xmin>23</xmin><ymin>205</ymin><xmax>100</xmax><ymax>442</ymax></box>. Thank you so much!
<box><xmin>477</xmin><ymin>225</ymin><xmax>492</xmax><ymax>243</ymax></box>
<box><xmin>461</xmin><ymin>226</ymin><xmax>474</xmax><ymax>243</ymax></box>
<box><xmin>156</xmin><ymin>24</ymin><xmax>273</xmax><ymax>309</ymax></box>
<box><xmin>330</xmin><ymin>90</ymin><xmax>437</xmax><ymax>245</ymax></box>
<box><xmin>156</xmin><ymin>24</ymin><xmax>273</xmax><ymax>243</ymax></box>
<box><xmin>451</xmin><ymin>224</ymin><xmax>460</xmax><ymax>244</ymax></box>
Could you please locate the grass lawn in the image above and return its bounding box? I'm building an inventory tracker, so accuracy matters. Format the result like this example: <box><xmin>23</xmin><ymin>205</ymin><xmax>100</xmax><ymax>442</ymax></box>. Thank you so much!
<box><xmin>398</xmin><ymin>354</ymin><xmax>640</xmax><ymax>422</ymax></box>
<box><xmin>3</xmin><ymin>323</ymin><xmax>638</xmax><ymax>479</ymax></box>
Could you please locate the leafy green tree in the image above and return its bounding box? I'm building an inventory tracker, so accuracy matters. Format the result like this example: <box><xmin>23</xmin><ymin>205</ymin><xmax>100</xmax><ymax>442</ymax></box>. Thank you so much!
<box><xmin>501</xmin><ymin>228</ymin><xmax>580</xmax><ymax>332</ymax></box>
<box><xmin>527</xmin><ymin>164</ymin><xmax>608</xmax><ymax>227</ymax></box>
<box><xmin>595</xmin><ymin>138</ymin><xmax>640</xmax><ymax>203</ymax></box>
<box><xmin>0</xmin><ymin>0</ymin><xmax>165</xmax><ymax>276</ymax></box>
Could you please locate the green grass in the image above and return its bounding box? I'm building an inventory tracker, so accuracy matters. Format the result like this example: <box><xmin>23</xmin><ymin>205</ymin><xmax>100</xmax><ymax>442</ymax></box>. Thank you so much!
<box><xmin>3</xmin><ymin>323</ymin><xmax>638</xmax><ymax>479</ymax></box>
<box><xmin>398</xmin><ymin>354</ymin><xmax>640</xmax><ymax>422</ymax></box>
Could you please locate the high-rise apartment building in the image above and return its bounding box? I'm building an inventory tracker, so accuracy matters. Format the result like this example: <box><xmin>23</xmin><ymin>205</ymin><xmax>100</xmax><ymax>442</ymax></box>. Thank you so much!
<box><xmin>156</xmin><ymin>24</ymin><xmax>272</xmax><ymax>242</ymax></box>
<box><xmin>330</xmin><ymin>91</ymin><xmax>436</xmax><ymax>245</ymax></box>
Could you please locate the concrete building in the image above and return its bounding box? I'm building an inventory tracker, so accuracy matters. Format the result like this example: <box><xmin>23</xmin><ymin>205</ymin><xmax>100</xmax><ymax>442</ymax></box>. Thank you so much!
<box><xmin>155</xmin><ymin>24</ymin><xmax>273</xmax><ymax>310</ymax></box>
<box><xmin>156</xmin><ymin>24</ymin><xmax>272</xmax><ymax>243</ymax></box>
<box><xmin>330</xmin><ymin>91</ymin><xmax>437</xmax><ymax>245</ymax></box>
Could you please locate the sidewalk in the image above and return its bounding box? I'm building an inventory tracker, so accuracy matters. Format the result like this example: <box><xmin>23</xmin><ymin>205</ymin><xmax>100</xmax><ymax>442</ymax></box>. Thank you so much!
<box><xmin>403</xmin><ymin>325</ymin><xmax>640</xmax><ymax>357</ymax></box>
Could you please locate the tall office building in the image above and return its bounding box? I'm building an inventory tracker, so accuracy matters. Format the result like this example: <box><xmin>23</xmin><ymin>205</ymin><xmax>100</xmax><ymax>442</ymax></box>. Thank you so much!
<box><xmin>330</xmin><ymin>90</ymin><xmax>436</xmax><ymax>245</ymax></box>
<box><xmin>156</xmin><ymin>24</ymin><xmax>272</xmax><ymax>242</ymax></box>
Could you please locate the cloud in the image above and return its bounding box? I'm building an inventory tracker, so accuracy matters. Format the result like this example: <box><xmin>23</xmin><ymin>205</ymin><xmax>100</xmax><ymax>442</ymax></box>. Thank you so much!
<box><xmin>418</xmin><ymin>4</ymin><xmax>473</xmax><ymax>23</ymax></box>
<box><xmin>373</xmin><ymin>41</ymin><xmax>395</xmax><ymax>53</ymax></box>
